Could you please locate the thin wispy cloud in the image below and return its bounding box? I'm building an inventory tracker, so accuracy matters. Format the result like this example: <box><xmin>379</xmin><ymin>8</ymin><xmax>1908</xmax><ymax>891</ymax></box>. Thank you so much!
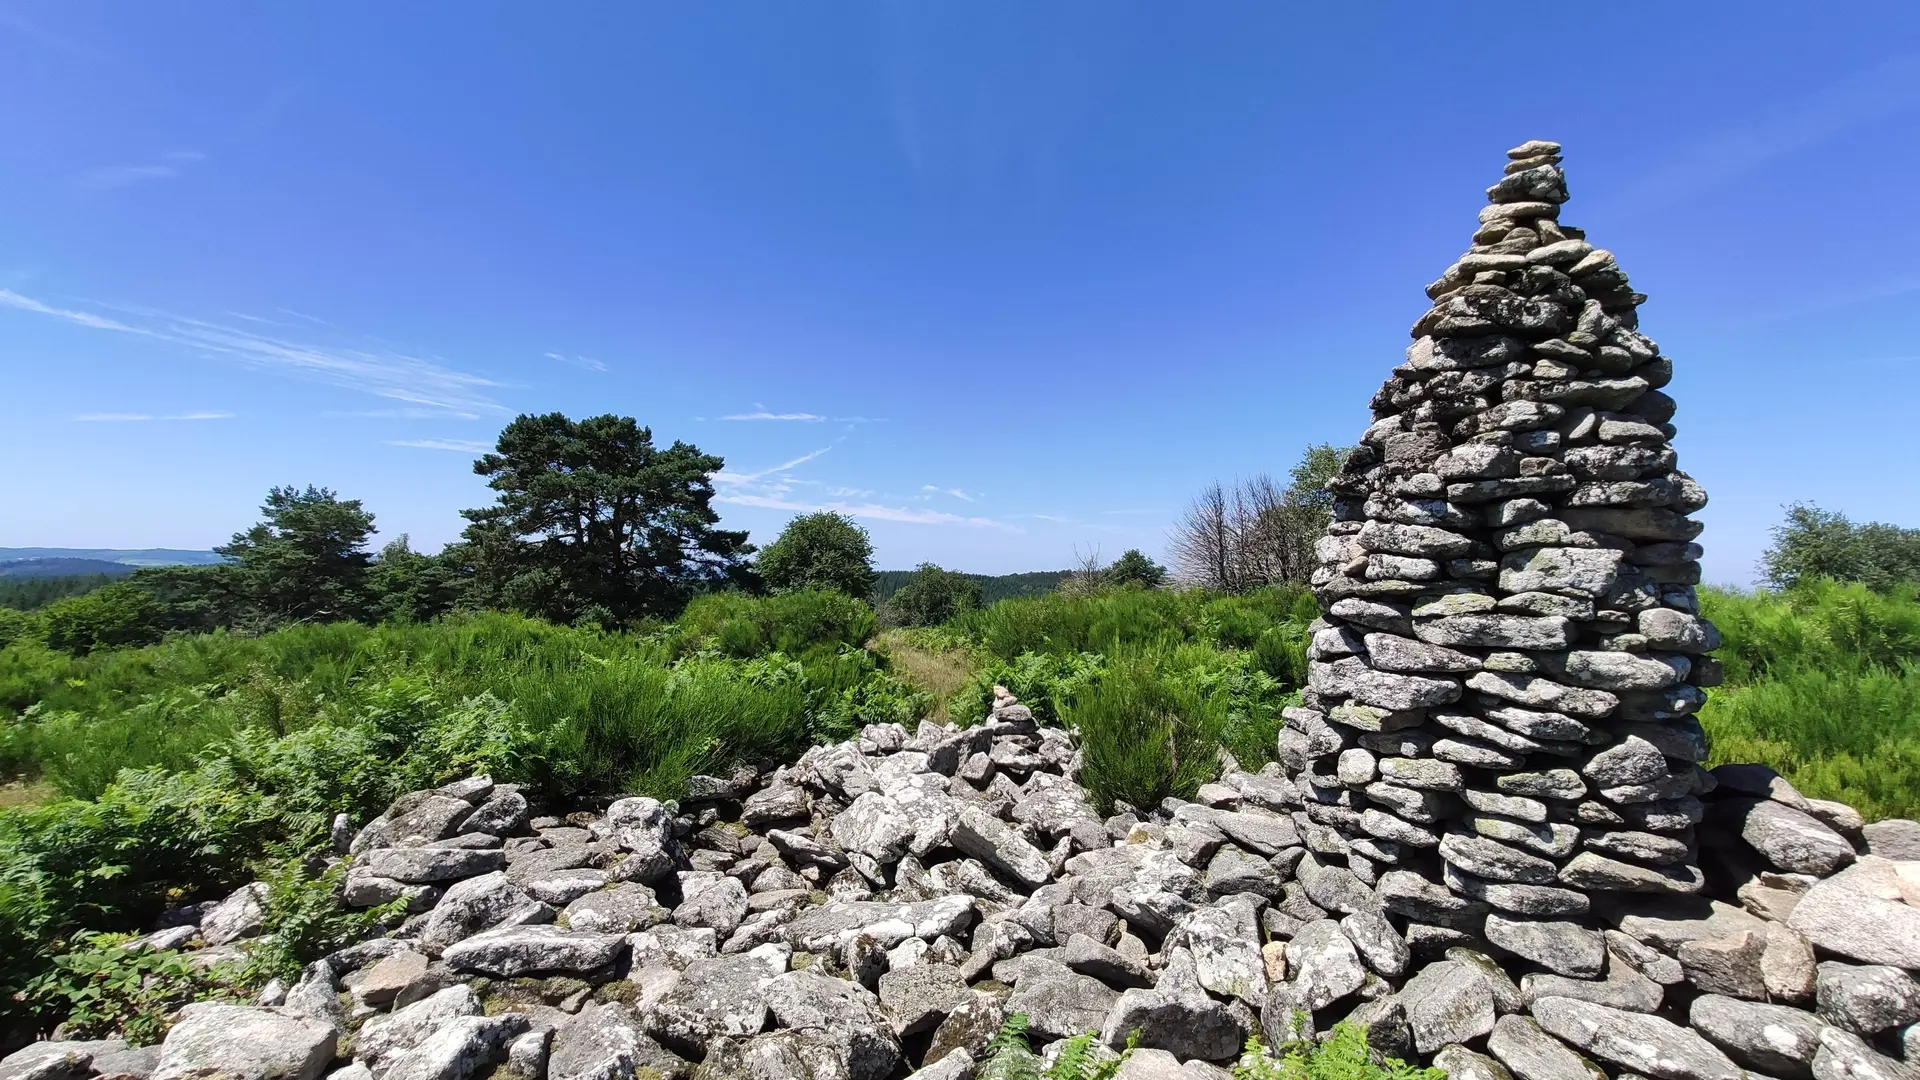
<box><xmin>722</xmin><ymin>411</ymin><xmax>828</xmax><ymax>422</ymax></box>
<box><xmin>0</xmin><ymin>287</ymin><xmax>505</xmax><ymax>416</ymax></box>
<box><xmin>277</xmin><ymin>307</ymin><xmax>332</xmax><ymax>326</ymax></box>
<box><xmin>74</xmin><ymin>411</ymin><xmax>232</xmax><ymax>422</ymax></box>
<box><xmin>717</xmin><ymin>492</ymin><xmax>1018</xmax><ymax>531</ymax></box>
<box><xmin>1607</xmin><ymin>52</ymin><xmax>1920</xmax><ymax>218</ymax></box>
<box><xmin>714</xmin><ymin>446</ymin><xmax>833</xmax><ymax>487</ymax></box>
<box><xmin>716</xmin><ymin>403</ymin><xmax>885</xmax><ymax>423</ymax></box>
<box><xmin>1101</xmin><ymin>508</ymin><xmax>1167</xmax><ymax>516</ymax></box>
<box><xmin>544</xmin><ymin>351</ymin><xmax>608</xmax><ymax>373</ymax></box>
<box><xmin>328</xmin><ymin>407</ymin><xmax>484</xmax><ymax>420</ymax></box>
<box><xmin>79</xmin><ymin>151</ymin><xmax>207</xmax><ymax>191</ymax></box>
<box><xmin>389</xmin><ymin>438</ymin><xmax>493</xmax><ymax>453</ymax></box>
<box><xmin>922</xmin><ymin>485</ymin><xmax>979</xmax><ymax>502</ymax></box>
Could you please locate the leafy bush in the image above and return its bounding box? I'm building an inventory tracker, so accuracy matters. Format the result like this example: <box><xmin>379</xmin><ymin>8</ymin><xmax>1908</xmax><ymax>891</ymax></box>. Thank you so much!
<box><xmin>976</xmin><ymin>1013</ymin><xmax>1133</xmax><ymax>1080</ymax></box>
<box><xmin>1235</xmin><ymin>1023</ymin><xmax>1443</xmax><ymax>1080</ymax></box>
<box><xmin>883</xmin><ymin>564</ymin><xmax>982</xmax><ymax>628</ymax></box>
<box><xmin>1702</xmin><ymin>663</ymin><xmax>1920</xmax><ymax>820</ymax></box>
<box><xmin>756</xmin><ymin>512</ymin><xmax>877</xmax><ymax>599</ymax></box>
<box><xmin>246</xmin><ymin>858</ymin><xmax>404</xmax><ymax>981</ymax></box>
<box><xmin>39</xmin><ymin>583</ymin><xmax>164</xmax><ymax>655</ymax></box>
<box><xmin>674</xmin><ymin>589</ymin><xmax>877</xmax><ymax>658</ymax></box>
<box><xmin>26</xmin><ymin>933</ymin><xmax>247</xmax><ymax>1047</ymax></box>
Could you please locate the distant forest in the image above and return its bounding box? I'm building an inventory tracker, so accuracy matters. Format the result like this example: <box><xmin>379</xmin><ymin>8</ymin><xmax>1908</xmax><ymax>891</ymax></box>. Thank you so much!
<box><xmin>872</xmin><ymin>568</ymin><xmax>1068</xmax><ymax>605</ymax></box>
<box><xmin>0</xmin><ymin>572</ymin><xmax>129</xmax><ymax>611</ymax></box>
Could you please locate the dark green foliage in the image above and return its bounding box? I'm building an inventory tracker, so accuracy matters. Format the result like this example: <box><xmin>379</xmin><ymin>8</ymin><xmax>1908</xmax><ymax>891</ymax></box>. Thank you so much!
<box><xmin>216</xmin><ymin>485</ymin><xmax>378</xmax><ymax>624</ymax></box>
<box><xmin>1760</xmin><ymin>503</ymin><xmax>1920</xmax><ymax>592</ymax></box>
<box><xmin>458</xmin><ymin>413</ymin><xmax>753</xmax><ymax>627</ymax></box>
<box><xmin>39</xmin><ymin>582</ymin><xmax>165</xmax><ymax>655</ymax></box>
<box><xmin>246</xmin><ymin>858</ymin><xmax>405</xmax><ymax>981</ymax></box>
<box><xmin>758</xmin><ymin>512</ymin><xmax>876</xmax><ymax>599</ymax></box>
<box><xmin>979</xmin><ymin>1013</ymin><xmax>1043</xmax><ymax>1080</ymax></box>
<box><xmin>882</xmin><ymin>563</ymin><xmax>983</xmax><ymax>628</ymax></box>
<box><xmin>674</xmin><ymin>589</ymin><xmax>877</xmax><ymax>658</ymax></box>
<box><xmin>1104</xmin><ymin>550</ymin><xmax>1168</xmax><ymax>589</ymax></box>
<box><xmin>1066</xmin><ymin>655</ymin><xmax>1228</xmax><ymax>813</ymax></box>
<box><xmin>126</xmin><ymin>564</ymin><xmax>248</xmax><ymax>635</ymax></box>
<box><xmin>873</xmin><ymin>569</ymin><xmax>1069</xmax><ymax>605</ymax></box>
<box><xmin>0</xmin><ymin>572</ymin><xmax>124</xmax><ymax>608</ymax></box>
<box><xmin>0</xmin><ymin>609</ymin><xmax>34</xmax><ymax>649</ymax></box>
<box><xmin>368</xmin><ymin>536</ymin><xmax>463</xmax><ymax>623</ymax></box>
<box><xmin>1699</xmin><ymin>580</ymin><xmax>1920</xmax><ymax>818</ymax></box>
<box><xmin>1234</xmin><ymin>1023</ymin><xmax>1444</xmax><ymax>1080</ymax></box>
<box><xmin>977</xmin><ymin>1014</ymin><xmax>1134</xmax><ymax>1080</ymax></box>
<box><xmin>26</xmin><ymin>933</ymin><xmax>245</xmax><ymax>1047</ymax></box>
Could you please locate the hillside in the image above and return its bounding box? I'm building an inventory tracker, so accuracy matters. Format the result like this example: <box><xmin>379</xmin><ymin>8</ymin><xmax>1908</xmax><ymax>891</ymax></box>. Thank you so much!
<box><xmin>873</xmin><ymin>568</ymin><xmax>1069</xmax><ymax>605</ymax></box>
<box><xmin>0</xmin><ymin>558</ymin><xmax>137</xmax><ymax>579</ymax></box>
<box><xmin>0</xmin><ymin>547</ymin><xmax>223</xmax><ymax>567</ymax></box>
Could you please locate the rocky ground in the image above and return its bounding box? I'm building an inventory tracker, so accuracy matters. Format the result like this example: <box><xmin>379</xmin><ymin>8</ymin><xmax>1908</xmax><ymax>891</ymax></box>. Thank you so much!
<box><xmin>3</xmin><ymin>689</ymin><xmax>1917</xmax><ymax>1080</ymax></box>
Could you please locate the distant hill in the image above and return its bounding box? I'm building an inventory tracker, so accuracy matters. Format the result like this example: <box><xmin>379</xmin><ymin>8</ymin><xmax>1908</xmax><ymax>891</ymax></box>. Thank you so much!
<box><xmin>0</xmin><ymin>558</ymin><xmax>138</xmax><ymax>579</ymax></box>
<box><xmin>0</xmin><ymin>547</ymin><xmax>223</xmax><ymax>568</ymax></box>
<box><xmin>873</xmin><ymin>569</ymin><xmax>1069</xmax><ymax>606</ymax></box>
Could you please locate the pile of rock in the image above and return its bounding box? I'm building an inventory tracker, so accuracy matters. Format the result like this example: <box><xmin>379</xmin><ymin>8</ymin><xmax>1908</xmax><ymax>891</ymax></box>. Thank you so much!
<box><xmin>6</xmin><ymin>706</ymin><xmax>1920</xmax><ymax>1080</ymax></box>
<box><xmin>6</xmin><ymin>144</ymin><xmax>1919</xmax><ymax>1080</ymax></box>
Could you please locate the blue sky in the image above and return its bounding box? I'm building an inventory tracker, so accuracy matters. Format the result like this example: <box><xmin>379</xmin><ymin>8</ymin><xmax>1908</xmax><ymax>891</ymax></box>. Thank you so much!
<box><xmin>3</xmin><ymin>4</ymin><xmax>1917</xmax><ymax>582</ymax></box>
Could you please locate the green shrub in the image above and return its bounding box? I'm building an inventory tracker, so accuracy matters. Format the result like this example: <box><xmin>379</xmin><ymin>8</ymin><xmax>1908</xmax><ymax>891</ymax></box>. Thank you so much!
<box><xmin>246</xmin><ymin>858</ymin><xmax>404</xmax><ymax>982</ymax></box>
<box><xmin>26</xmin><ymin>933</ymin><xmax>247</xmax><ymax>1047</ymax></box>
<box><xmin>1235</xmin><ymin>1022</ymin><xmax>1443</xmax><ymax>1080</ymax></box>
<box><xmin>1702</xmin><ymin>663</ymin><xmax>1920</xmax><ymax>820</ymax></box>
<box><xmin>883</xmin><ymin>564</ymin><xmax>982</xmax><ymax>628</ymax></box>
<box><xmin>39</xmin><ymin>583</ymin><xmax>164</xmax><ymax>656</ymax></box>
<box><xmin>1702</xmin><ymin>580</ymin><xmax>1920</xmax><ymax>684</ymax></box>
<box><xmin>675</xmin><ymin>590</ymin><xmax>877</xmax><ymax>658</ymax></box>
<box><xmin>1065</xmin><ymin>655</ymin><xmax>1227</xmax><ymax>813</ymax></box>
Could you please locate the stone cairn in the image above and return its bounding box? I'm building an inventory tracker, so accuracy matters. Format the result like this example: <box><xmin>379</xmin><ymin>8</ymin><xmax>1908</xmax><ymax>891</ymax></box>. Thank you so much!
<box><xmin>1293</xmin><ymin>137</ymin><xmax>1723</xmax><ymax>973</ymax></box>
<box><xmin>6</xmin><ymin>144</ymin><xmax>1920</xmax><ymax>1080</ymax></box>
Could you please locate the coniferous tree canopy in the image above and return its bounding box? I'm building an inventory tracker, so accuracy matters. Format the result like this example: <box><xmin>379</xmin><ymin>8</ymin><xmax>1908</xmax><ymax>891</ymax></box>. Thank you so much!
<box><xmin>757</xmin><ymin>512</ymin><xmax>876</xmax><ymax>599</ymax></box>
<box><xmin>457</xmin><ymin>413</ymin><xmax>752</xmax><ymax>626</ymax></box>
<box><xmin>214</xmin><ymin>485</ymin><xmax>377</xmax><ymax>624</ymax></box>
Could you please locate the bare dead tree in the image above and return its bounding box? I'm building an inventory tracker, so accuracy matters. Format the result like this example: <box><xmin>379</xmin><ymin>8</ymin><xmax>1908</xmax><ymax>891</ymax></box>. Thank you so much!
<box><xmin>1171</xmin><ymin>481</ymin><xmax>1235</xmax><ymax>591</ymax></box>
<box><xmin>1171</xmin><ymin>446</ymin><xmax>1350</xmax><ymax>593</ymax></box>
<box><xmin>1058</xmin><ymin>544</ymin><xmax>1107</xmax><ymax>596</ymax></box>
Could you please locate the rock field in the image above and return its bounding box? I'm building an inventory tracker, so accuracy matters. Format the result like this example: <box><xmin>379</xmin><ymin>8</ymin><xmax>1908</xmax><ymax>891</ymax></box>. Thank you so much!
<box><xmin>5</xmin><ymin>143</ymin><xmax>1918</xmax><ymax>1080</ymax></box>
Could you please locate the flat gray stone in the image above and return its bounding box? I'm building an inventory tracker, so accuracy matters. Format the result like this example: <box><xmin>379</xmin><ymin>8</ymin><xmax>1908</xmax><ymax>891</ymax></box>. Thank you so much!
<box><xmin>1816</xmin><ymin>962</ymin><xmax>1920</xmax><ymax>1036</ymax></box>
<box><xmin>1488</xmin><ymin>1014</ymin><xmax>1606</xmax><ymax>1080</ymax></box>
<box><xmin>1689</xmin><ymin>995</ymin><xmax>1824</xmax><ymax>1079</ymax></box>
<box><xmin>1399</xmin><ymin>960</ymin><xmax>1498</xmax><ymax>1054</ymax></box>
<box><xmin>1789</xmin><ymin>857</ymin><xmax>1920</xmax><ymax>969</ymax></box>
<box><xmin>152</xmin><ymin>1005</ymin><xmax>336</xmax><ymax>1080</ymax></box>
<box><xmin>1530</xmin><ymin>996</ymin><xmax>1741</xmax><ymax>1080</ymax></box>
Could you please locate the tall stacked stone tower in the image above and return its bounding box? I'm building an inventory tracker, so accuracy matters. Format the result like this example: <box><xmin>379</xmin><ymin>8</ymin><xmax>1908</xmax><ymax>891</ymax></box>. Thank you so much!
<box><xmin>1291</xmin><ymin>140</ymin><xmax>1722</xmax><ymax>976</ymax></box>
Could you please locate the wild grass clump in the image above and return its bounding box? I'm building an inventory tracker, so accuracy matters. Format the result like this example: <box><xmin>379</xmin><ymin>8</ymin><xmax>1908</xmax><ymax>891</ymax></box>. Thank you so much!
<box><xmin>1701</xmin><ymin>663</ymin><xmax>1920</xmax><ymax>820</ymax></box>
<box><xmin>1064</xmin><ymin>652</ymin><xmax>1230</xmax><ymax>814</ymax></box>
<box><xmin>1698</xmin><ymin>580</ymin><xmax>1920</xmax><ymax>819</ymax></box>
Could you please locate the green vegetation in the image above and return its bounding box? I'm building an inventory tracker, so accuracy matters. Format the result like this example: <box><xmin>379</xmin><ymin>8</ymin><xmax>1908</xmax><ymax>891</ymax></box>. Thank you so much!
<box><xmin>1699</xmin><ymin>579</ymin><xmax>1920</xmax><ymax>819</ymax></box>
<box><xmin>758</xmin><ymin>511</ymin><xmax>877</xmax><ymax>599</ymax></box>
<box><xmin>0</xmin><ymin>571</ymin><xmax>127</xmax><ymax>610</ymax></box>
<box><xmin>882</xmin><ymin>563</ymin><xmax>985</xmax><ymax>627</ymax></box>
<box><xmin>977</xmin><ymin>1013</ymin><xmax>1134</xmax><ymax>1080</ymax></box>
<box><xmin>1760</xmin><ymin>502</ymin><xmax>1920</xmax><ymax>592</ymax></box>
<box><xmin>4</xmin><ymin>419</ymin><xmax>1916</xmax><ymax>1047</ymax></box>
<box><xmin>1234</xmin><ymin>1023</ymin><xmax>1444</xmax><ymax>1080</ymax></box>
<box><xmin>873</xmin><ymin>568</ymin><xmax>1070</xmax><ymax>606</ymax></box>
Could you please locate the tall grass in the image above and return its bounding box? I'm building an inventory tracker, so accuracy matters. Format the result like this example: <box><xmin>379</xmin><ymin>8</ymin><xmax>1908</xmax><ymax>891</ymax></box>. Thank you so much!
<box><xmin>1066</xmin><ymin>654</ymin><xmax>1226</xmax><ymax>814</ymax></box>
<box><xmin>1701</xmin><ymin>664</ymin><xmax>1920</xmax><ymax>820</ymax></box>
<box><xmin>1698</xmin><ymin>580</ymin><xmax>1920</xmax><ymax>819</ymax></box>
